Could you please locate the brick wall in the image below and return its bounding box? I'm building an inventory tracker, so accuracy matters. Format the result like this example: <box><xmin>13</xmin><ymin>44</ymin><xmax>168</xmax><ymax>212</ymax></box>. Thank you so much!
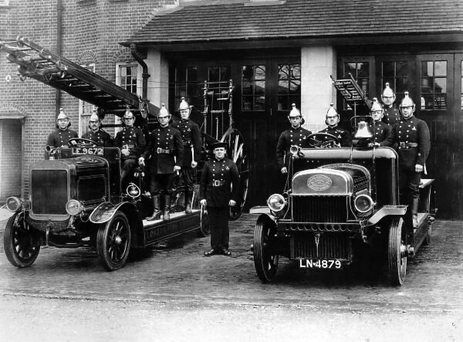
<box><xmin>0</xmin><ymin>0</ymin><xmax>177</xmax><ymax>198</ymax></box>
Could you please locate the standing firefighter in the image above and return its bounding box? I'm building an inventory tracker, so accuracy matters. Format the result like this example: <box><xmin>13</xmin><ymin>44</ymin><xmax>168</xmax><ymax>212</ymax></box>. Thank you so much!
<box><xmin>46</xmin><ymin>108</ymin><xmax>78</xmax><ymax>148</ymax></box>
<box><xmin>200</xmin><ymin>142</ymin><xmax>240</xmax><ymax>257</ymax></box>
<box><xmin>381</xmin><ymin>92</ymin><xmax>431</xmax><ymax>245</ymax></box>
<box><xmin>140</xmin><ymin>104</ymin><xmax>184</xmax><ymax>221</ymax></box>
<box><xmin>276</xmin><ymin>104</ymin><xmax>312</xmax><ymax>174</ymax></box>
<box><xmin>381</xmin><ymin>82</ymin><xmax>401</xmax><ymax>126</ymax></box>
<box><xmin>171</xmin><ymin>97</ymin><xmax>202</xmax><ymax>213</ymax></box>
<box><xmin>369</xmin><ymin>97</ymin><xmax>392</xmax><ymax>144</ymax></box>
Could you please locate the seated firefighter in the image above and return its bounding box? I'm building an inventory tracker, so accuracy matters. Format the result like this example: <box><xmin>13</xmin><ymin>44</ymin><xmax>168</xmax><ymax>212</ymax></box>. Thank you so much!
<box><xmin>81</xmin><ymin>109</ymin><xmax>114</xmax><ymax>146</ymax></box>
<box><xmin>318</xmin><ymin>104</ymin><xmax>351</xmax><ymax>147</ymax></box>
<box><xmin>115</xmin><ymin>109</ymin><xmax>146</xmax><ymax>191</ymax></box>
<box><xmin>139</xmin><ymin>104</ymin><xmax>184</xmax><ymax>221</ymax></box>
<box><xmin>46</xmin><ymin>108</ymin><xmax>78</xmax><ymax>148</ymax></box>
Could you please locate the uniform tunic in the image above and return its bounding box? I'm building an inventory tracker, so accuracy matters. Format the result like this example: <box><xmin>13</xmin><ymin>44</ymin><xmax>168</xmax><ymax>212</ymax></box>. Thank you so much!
<box><xmin>369</xmin><ymin>121</ymin><xmax>392</xmax><ymax>143</ymax></box>
<box><xmin>171</xmin><ymin>118</ymin><xmax>201</xmax><ymax>166</ymax></box>
<box><xmin>383</xmin><ymin>105</ymin><xmax>401</xmax><ymax>127</ymax></box>
<box><xmin>82</xmin><ymin>129</ymin><xmax>113</xmax><ymax>146</ymax></box>
<box><xmin>47</xmin><ymin>128</ymin><xmax>78</xmax><ymax>148</ymax></box>
<box><xmin>318</xmin><ymin>126</ymin><xmax>352</xmax><ymax>147</ymax></box>
<box><xmin>200</xmin><ymin>157</ymin><xmax>240</xmax><ymax>251</ymax></box>
<box><xmin>114</xmin><ymin>126</ymin><xmax>146</xmax><ymax>160</ymax></box>
<box><xmin>276</xmin><ymin>126</ymin><xmax>312</xmax><ymax>170</ymax></box>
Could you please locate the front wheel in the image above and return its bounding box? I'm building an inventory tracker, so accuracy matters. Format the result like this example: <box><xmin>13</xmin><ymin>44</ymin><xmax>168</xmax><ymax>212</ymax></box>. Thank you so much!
<box><xmin>3</xmin><ymin>212</ymin><xmax>41</xmax><ymax>268</ymax></box>
<box><xmin>253</xmin><ymin>216</ymin><xmax>279</xmax><ymax>283</ymax></box>
<box><xmin>96</xmin><ymin>211</ymin><xmax>131</xmax><ymax>271</ymax></box>
<box><xmin>387</xmin><ymin>217</ymin><xmax>407</xmax><ymax>286</ymax></box>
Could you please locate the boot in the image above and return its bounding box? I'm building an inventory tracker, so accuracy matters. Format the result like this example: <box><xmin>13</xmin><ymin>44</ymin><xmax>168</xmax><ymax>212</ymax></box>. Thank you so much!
<box><xmin>412</xmin><ymin>197</ymin><xmax>420</xmax><ymax>228</ymax></box>
<box><xmin>163</xmin><ymin>195</ymin><xmax>171</xmax><ymax>220</ymax></box>
<box><xmin>185</xmin><ymin>190</ymin><xmax>192</xmax><ymax>214</ymax></box>
<box><xmin>146</xmin><ymin>195</ymin><xmax>161</xmax><ymax>221</ymax></box>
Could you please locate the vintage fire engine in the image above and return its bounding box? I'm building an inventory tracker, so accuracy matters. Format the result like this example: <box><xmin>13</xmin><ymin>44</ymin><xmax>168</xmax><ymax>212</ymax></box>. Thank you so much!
<box><xmin>0</xmin><ymin>36</ymin><xmax>248</xmax><ymax>271</ymax></box>
<box><xmin>251</xmin><ymin>76</ymin><xmax>436</xmax><ymax>286</ymax></box>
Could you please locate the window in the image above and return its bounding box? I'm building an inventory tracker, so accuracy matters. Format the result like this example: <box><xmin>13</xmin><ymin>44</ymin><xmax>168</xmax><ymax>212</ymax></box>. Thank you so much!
<box><xmin>420</xmin><ymin>60</ymin><xmax>447</xmax><ymax>110</ymax></box>
<box><xmin>277</xmin><ymin>63</ymin><xmax>301</xmax><ymax>111</ymax></box>
<box><xmin>381</xmin><ymin>61</ymin><xmax>409</xmax><ymax>98</ymax></box>
<box><xmin>79</xmin><ymin>64</ymin><xmax>96</xmax><ymax>136</ymax></box>
<box><xmin>117</xmin><ymin>63</ymin><xmax>138</xmax><ymax>95</ymax></box>
<box><xmin>0</xmin><ymin>0</ymin><xmax>10</xmax><ymax>6</ymax></box>
<box><xmin>173</xmin><ymin>66</ymin><xmax>200</xmax><ymax>110</ymax></box>
<box><xmin>341</xmin><ymin>61</ymin><xmax>370</xmax><ymax>110</ymax></box>
<box><xmin>242</xmin><ymin>65</ymin><xmax>266</xmax><ymax>111</ymax></box>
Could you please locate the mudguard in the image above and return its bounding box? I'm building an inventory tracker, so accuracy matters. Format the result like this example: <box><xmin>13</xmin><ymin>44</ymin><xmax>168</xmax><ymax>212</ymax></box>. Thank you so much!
<box><xmin>367</xmin><ymin>205</ymin><xmax>407</xmax><ymax>225</ymax></box>
<box><xmin>89</xmin><ymin>201</ymin><xmax>132</xmax><ymax>224</ymax></box>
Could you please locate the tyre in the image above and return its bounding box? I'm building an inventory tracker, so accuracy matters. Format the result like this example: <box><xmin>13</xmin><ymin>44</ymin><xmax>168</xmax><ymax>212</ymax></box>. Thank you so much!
<box><xmin>253</xmin><ymin>216</ymin><xmax>279</xmax><ymax>283</ymax></box>
<box><xmin>3</xmin><ymin>212</ymin><xmax>40</xmax><ymax>268</ymax></box>
<box><xmin>387</xmin><ymin>217</ymin><xmax>407</xmax><ymax>286</ymax></box>
<box><xmin>198</xmin><ymin>205</ymin><xmax>210</xmax><ymax>237</ymax></box>
<box><xmin>96</xmin><ymin>211</ymin><xmax>131</xmax><ymax>271</ymax></box>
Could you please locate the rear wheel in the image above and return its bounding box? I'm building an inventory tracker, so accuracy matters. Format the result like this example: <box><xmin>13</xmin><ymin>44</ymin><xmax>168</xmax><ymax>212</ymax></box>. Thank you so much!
<box><xmin>253</xmin><ymin>216</ymin><xmax>279</xmax><ymax>283</ymax></box>
<box><xmin>387</xmin><ymin>217</ymin><xmax>407</xmax><ymax>286</ymax></box>
<box><xmin>3</xmin><ymin>212</ymin><xmax>40</xmax><ymax>268</ymax></box>
<box><xmin>198</xmin><ymin>205</ymin><xmax>210</xmax><ymax>237</ymax></box>
<box><xmin>97</xmin><ymin>211</ymin><xmax>131</xmax><ymax>271</ymax></box>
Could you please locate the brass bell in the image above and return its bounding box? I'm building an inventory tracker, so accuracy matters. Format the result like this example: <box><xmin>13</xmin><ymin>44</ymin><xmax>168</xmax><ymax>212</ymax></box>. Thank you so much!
<box><xmin>354</xmin><ymin>121</ymin><xmax>373</xmax><ymax>139</ymax></box>
<box><xmin>127</xmin><ymin>183</ymin><xmax>141</xmax><ymax>198</ymax></box>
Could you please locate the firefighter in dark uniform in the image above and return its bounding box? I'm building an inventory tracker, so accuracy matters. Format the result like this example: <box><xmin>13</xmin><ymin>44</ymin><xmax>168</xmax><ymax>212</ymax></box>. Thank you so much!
<box><xmin>369</xmin><ymin>97</ymin><xmax>392</xmax><ymax>144</ymax></box>
<box><xmin>276</xmin><ymin>104</ymin><xmax>312</xmax><ymax>174</ymax></box>
<box><xmin>140</xmin><ymin>104</ymin><xmax>184</xmax><ymax>221</ymax></box>
<box><xmin>115</xmin><ymin>109</ymin><xmax>146</xmax><ymax>192</ymax></box>
<box><xmin>381</xmin><ymin>82</ymin><xmax>401</xmax><ymax>126</ymax></box>
<box><xmin>200</xmin><ymin>141</ymin><xmax>240</xmax><ymax>257</ymax></box>
<box><xmin>46</xmin><ymin>108</ymin><xmax>78</xmax><ymax>148</ymax></box>
<box><xmin>82</xmin><ymin>111</ymin><xmax>113</xmax><ymax>146</ymax></box>
<box><xmin>381</xmin><ymin>92</ymin><xmax>431</xmax><ymax>249</ymax></box>
<box><xmin>171</xmin><ymin>98</ymin><xmax>202</xmax><ymax>213</ymax></box>
<box><xmin>319</xmin><ymin>104</ymin><xmax>351</xmax><ymax>147</ymax></box>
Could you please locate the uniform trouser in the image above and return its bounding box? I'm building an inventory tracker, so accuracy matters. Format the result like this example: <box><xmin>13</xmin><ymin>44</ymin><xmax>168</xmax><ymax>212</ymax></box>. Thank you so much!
<box><xmin>207</xmin><ymin>206</ymin><xmax>229</xmax><ymax>251</ymax></box>
<box><xmin>181</xmin><ymin>167</ymin><xmax>196</xmax><ymax>193</ymax></box>
<box><xmin>150</xmin><ymin>173</ymin><xmax>175</xmax><ymax>196</ymax></box>
<box><xmin>399</xmin><ymin>168</ymin><xmax>422</xmax><ymax>240</ymax></box>
<box><xmin>121</xmin><ymin>158</ymin><xmax>138</xmax><ymax>190</ymax></box>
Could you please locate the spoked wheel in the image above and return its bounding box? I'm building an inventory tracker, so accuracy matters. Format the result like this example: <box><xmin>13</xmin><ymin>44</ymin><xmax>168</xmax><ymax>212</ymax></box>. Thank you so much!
<box><xmin>3</xmin><ymin>211</ymin><xmax>41</xmax><ymax>268</ymax></box>
<box><xmin>222</xmin><ymin>128</ymin><xmax>249</xmax><ymax>220</ymax></box>
<box><xmin>253</xmin><ymin>216</ymin><xmax>279</xmax><ymax>283</ymax></box>
<box><xmin>198</xmin><ymin>205</ymin><xmax>210</xmax><ymax>237</ymax></box>
<box><xmin>96</xmin><ymin>211</ymin><xmax>131</xmax><ymax>271</ymax></box>
<box><xmin>387</xmin><ymin>217</ymin><xmax>407</xmax><ymax>286</ymax></box>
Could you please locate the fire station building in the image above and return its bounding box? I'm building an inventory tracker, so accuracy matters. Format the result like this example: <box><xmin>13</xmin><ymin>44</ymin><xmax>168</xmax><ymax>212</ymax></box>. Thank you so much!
<box><xmin>1</xmin><ymin>0</ymin><xmax>463</xmax><ymax>219</ymax></box>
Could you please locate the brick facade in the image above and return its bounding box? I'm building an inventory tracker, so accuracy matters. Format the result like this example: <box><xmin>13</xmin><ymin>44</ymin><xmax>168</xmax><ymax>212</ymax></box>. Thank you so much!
<box><xmin>0</xmin><ymin>0</ymin><xmax>176</xmax><ymax>199</ymax></box>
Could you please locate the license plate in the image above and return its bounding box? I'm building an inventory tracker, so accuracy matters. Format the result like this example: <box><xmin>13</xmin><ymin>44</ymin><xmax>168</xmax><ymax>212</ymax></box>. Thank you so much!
<box><xmin>299</xmin><ymin>259</ymin><xmax>342</xmax><ymax>269</ymax></box>
<box><xmin>72</xmin><ymin>147</ymin><xmax>104</xmax><ymax>155</ymax></box>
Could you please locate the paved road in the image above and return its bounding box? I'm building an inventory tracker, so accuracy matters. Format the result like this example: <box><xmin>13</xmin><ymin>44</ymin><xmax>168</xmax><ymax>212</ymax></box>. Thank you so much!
<box><xmin>0</xmin><ymin>215</ymin><xmax>462</xmax><ymax>341</ymax></box>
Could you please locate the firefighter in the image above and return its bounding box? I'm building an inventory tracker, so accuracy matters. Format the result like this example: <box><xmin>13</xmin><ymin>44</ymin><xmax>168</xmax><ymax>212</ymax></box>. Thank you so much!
<box><xmin>381</xmin><ymin>82</ymin><xmax>401</xmax><ymax>126</ymax></box>
<box><xmin>171</xmin><ymin>97</ymin><xmax>202</xmax><ymax>214</ymax></box>
<box><xmin>276</xmin><ymin>104</ymin><xmax>312</xmax><ymax>174</ymax></box>
<box><xmin>318</xmin><ymin>104</ymin><xmax>351</xmax><ymax>147</ymax></box>
<box><xmin>381</xmin><ymin>92</ymin><xmax>431</xmax><ymax>244</ymax></box>
<box><xmin>82</xmin><ymin>109</ymin><xmax>113</xmax><ymax>146</ymax></box>
<box><xmin>140</xmin><ymin>104</ymin><xmax>184</xmax><ymax>221</ymax></box>
<box><xmin>368</xmin><ymin>97</ymin><xmax>392</xmax><ymax>144</ymax></box>
<box><xmin>115</xmin><ymin>109</ymin><xmax>146</xmax><ymax>192</ymax></box>
<box><xmin>46</xmin><ymin>108</ymin><xmax>78</xmax><ymax>148</ymax></box>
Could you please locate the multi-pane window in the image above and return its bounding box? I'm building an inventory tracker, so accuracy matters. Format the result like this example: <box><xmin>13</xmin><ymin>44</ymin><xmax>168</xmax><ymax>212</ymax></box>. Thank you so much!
<box><xmin>174</xmin><ymin>66</ymin><xmax>200</xmax><ymax>110</ymax></box>
<box><xmin>381</xmin><ymin>61</ymin><xmax>409</xmax><ymax>98</ymax></box>
<box><xmin>343</xmin><ymin>62</ymin><xmax>370</xmax><ymax>97</ymax></box>
<box><xmin>278</xmin><ymin>64</ymin><xmax>301</xmax><ymax>111</ymax></box>
<box><xmin>79</xmin><ymin>64</ymin><xmax>95</xmax><ymax>136</ymax></box>
<box><xmin>420</xmin><ymin>60</ymin><xmax>447</xmax><ymax>110</ymax></box>
<box><xmin>118</xmin><ymin>64</ymin><xmax>138</xmax><ymax>94</ymax></box>
<box><xmin>242</xmin><ymin>65</ymin><xmax>266</xmax><ymax>111</ymax></box>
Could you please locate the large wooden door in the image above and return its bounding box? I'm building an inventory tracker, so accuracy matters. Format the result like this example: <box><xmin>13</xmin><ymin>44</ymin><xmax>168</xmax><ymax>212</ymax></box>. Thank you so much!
<box><xmin>0</xmin><ymin>119</ymin><xmax>22</xmax><ymax>200</ymax></box>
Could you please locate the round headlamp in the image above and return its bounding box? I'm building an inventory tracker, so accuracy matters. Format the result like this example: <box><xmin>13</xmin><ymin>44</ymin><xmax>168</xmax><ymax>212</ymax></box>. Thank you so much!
<box><xmin>65</xmin><ymin>200</ymin><xmax>84</xmax><ymax>216</ymax></box>
<box><xmin>5</xmin><ymin>196</ymin><xmax>23</xmax><ymax>212</ymax></box>
<box><xmin>354</xmin><ymin>194</ymin><xmax>374</xmax><ymax>213</ymax></box>
<box><xmin>267</xmin><ymin>194</ymin><xmax>287</xmax><ymax>213</ymax></box>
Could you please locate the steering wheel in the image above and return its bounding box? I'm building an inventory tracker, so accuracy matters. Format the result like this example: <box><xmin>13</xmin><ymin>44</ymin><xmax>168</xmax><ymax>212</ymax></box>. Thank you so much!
<box><xmin>307</xmin><ymin>133</ymin><xmax>340</xmax><ymax>148</ymax></box>
<box><xmin>67</xmin><ymin>137</ymin><xmax>101</xmax><ymax>147</ymax></box>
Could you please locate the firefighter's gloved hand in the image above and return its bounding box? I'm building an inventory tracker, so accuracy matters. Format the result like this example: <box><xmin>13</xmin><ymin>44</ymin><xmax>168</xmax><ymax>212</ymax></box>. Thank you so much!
<box><xmin>281</xmin><ymin>167</ymin><xmax>287</xmax><ymax>174</ymax></box>
<box><xmin>200</xmin><ymin>199</ymin><xmax>207</xmax><ymax>206</ymax></box>
<box><xmin>191</xmin><ymin>161</ymin><xmax>198</xmax><ymax>168</ymax></box>
<box><xmin>368</xmin><ymin>142</ymin><xmax>380</xmax><ymax>148</ymax></box>
<box><xmin>173</xmin><ymin>165</ymin><xmax>181</xmax><ymax>173</ymax></box>
<box><xmin>415</xmin><ymin>164</ymin><xmax>424</xmax><ymax>173</ymax></box>
<box><xmin>122</xmin><ymin>148</ymin><xmax>130</xmax><ymax>156</ymax></box>
<box><xmin>138</xmin><ymin>157</ymin><xmax>145</xmax><ymax>166</ymax></box>
<box><xmin>229</xmin><ymin>200</ymin><xmax>236</xmax><ymax>207</ymax></box>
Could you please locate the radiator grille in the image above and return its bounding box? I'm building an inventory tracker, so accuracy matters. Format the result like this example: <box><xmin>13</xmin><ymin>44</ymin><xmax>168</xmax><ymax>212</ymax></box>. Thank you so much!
<box><xmin>291</xmin><ymin>233</ymin><xmax>351</xmax><ymax>259</ymax></box>
<box><xmin>31</xmin><ymin>170</ymin><xmax>68</xmax><ymax>215</ymax></box>
<box><xmin>291</xmin><ymin>196</ymin><xmax>348</xmax><ymax>222</ymax></box>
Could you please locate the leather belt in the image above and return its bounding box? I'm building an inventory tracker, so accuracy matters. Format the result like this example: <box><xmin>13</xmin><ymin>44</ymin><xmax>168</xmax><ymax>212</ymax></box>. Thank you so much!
<box><xmin>399</xmin><ymin>142</ymin><xmax>418</xmax><ymax>149</ymax></box>
<box><xmin>212</xmin><ymin>180</ymin><xmax>225</xmax><ymax>187</ymax></box>
<box><xmin>157</xmin><ymin>147</ymin><xmax>171</xmax><ymax>154</ymax></box>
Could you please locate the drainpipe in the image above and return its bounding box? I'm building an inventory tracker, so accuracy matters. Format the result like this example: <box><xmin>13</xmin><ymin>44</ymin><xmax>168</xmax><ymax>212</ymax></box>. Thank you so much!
<box><xmin>130</xmin><ymin>43</ymin><xmax>150</xmax><ymax>100</ymax></box>
<box><xmin>56</xmin><ymin>0</ymin><xmax>63</xmax><ymax>116</ymax></box>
